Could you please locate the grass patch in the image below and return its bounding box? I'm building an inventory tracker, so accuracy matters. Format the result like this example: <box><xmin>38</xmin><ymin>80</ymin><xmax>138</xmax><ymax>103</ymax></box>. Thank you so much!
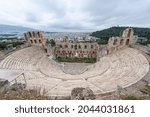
<box><xmin>56</xmin><ymin>57</ymin><xmax>96</xmax><ymax>63</ymax></box>
<box><xmin>121</xmin><ymin>95</ymin><xmax>141</xmax><ymax>100</ymax></box>
<box><xmin>140</xmin><ymin>86</ymin><xmax>150</xmax><ymax>95</ymax></box>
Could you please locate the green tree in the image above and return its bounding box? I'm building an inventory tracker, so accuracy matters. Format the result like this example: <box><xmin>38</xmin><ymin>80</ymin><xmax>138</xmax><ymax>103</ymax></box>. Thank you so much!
<box><xmin>50</xmin><ymin>39</ymin><xmax>55</xmax><ymax>47</ymax></box>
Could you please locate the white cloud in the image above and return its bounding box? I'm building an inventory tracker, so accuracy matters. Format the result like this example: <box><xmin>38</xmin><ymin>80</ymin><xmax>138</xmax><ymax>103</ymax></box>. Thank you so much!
<box><xmin>0</xmin><ymin>0</ymin><xmax>150</xmax><ymax>31</ymax></box>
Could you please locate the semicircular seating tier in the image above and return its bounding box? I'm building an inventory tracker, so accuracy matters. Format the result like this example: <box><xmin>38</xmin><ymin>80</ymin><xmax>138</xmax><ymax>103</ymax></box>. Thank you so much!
<box><xmin>0</xmin><ymin>46</ymin><xmax>149</xmax><ymax>97</ymax></box>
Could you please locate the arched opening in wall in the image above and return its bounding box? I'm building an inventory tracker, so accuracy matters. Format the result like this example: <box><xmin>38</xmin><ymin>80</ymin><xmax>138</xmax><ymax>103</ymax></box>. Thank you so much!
<box><xmin>91</xmin><ymin>45</ymin><xmax>93</xmax><ymax>49</ymax></box>
<box><xmin>113</xmin><ymin>39</ymin><xmax>117</xmax><ymax>45</ymax></box>
<box><xmin>120</xmin><ymin>39</ymin><xmax>124</xmax><ymax>45</ymax></box>
<box><xmin>39</xmin><ymin>39</ymin><xmax>42</xmax><ymax>43</ymax></box>
<box><xmin>78</xmin><ymin>45</ymin><xmax>81</xmax><ymax>49</ymax></box>
<box><xmin>75</xmin><ymin>45</ymin><xmax>77</xmax><ymax>50</ymax></box>
<box><xmin>127</xmin><ymin>29</ymin><xmax>132</xmax><ymax>37</ymax></box>
<box><xmin>71</xmin><ymin>45</ymin><xmax>73</xmax><ymax>48</ymax></box>
<box><xmin>60</xmin><ymin>45</ymin><xmax>62</xmax><ymax>48</ymax></box>
<box><xmin>45</xmin><ymin>49</ymin><xmax>47</xmax><ymax>53</ymax></box>
<box><xmin>34</xmin><ymin>40</ymin><xmax>37</xmax><ymax>43</ymax></box>
<box><xmin>30</xmin><ymin>40</ymin><xmax>33</xmax><ymax>44</ymax></box>
<box><xmin>33</xmin><ymin>32</ymin><xmax>35</xmax><ymax>38</ymax></box>
<box><xmin>29</xmin><ymin>32</ymin><xmax>32</xmax><ymax>37</ymax></box>
<box><xmin>38</xmin><ymin>32</ymin><xmax>40</xmax><ymax>37</ymax></box>
<box><xmin>107</xmin><ymin>50</ymin><xmax>109</xmax><ymax>54</ymax></box>
<box><xmin>126</xmin><ymin>39</ymin><xmax>130</xmax><ymax>45</ymax></box>
<box><xmin>84</xmin><ymin>45</ymin><xmax>87</xmax><ymax>49</ymax></box>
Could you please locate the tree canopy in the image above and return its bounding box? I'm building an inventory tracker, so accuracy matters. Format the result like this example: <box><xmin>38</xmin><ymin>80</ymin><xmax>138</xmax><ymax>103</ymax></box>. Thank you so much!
<box><xmin>91</xmin><ymin>26</ymin><xmax>150</xmax><ymax>44</ymax></box>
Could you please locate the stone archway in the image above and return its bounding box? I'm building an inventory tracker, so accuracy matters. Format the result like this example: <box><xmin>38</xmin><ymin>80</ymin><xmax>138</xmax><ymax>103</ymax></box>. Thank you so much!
<box><xmin>113</xmin><ymin>39</ymin><xmax>117</xmax><ymax>45</ymax></box>
<box><xmin>127</xmin><ymin>29</ymin><xmax>132</xmax><ymax>37</ymax></box>
<box><xmin>126</xmin><ymin>39</ymin><xmax>130</xmax><ymax>45</ymax></box>
<box><xmin>120</xmin><ymin>39</ymin><xmax>124</xmax><ymax>45</ymax></box>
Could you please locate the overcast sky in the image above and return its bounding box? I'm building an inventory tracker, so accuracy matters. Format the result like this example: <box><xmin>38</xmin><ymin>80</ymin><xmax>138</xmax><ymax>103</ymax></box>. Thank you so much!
<box><xmin>0</xmin><ymin>0</ymin><xmax>150</xmax><ymax>32</ymax></box>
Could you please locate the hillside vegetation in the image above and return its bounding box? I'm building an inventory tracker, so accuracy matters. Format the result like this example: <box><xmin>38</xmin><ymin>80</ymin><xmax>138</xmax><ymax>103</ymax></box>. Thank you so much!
<box><xmin>91</xmin><ymin>26</ymin><xmax>150</xmax><ymax>44</ymax></box>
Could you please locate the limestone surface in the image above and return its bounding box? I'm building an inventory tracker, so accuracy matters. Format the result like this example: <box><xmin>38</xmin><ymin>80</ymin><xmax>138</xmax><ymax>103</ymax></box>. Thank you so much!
<box><xmin>0</xmin><ymin>46</ymin><xmax>149</xmax><ymax>97</ymax></box>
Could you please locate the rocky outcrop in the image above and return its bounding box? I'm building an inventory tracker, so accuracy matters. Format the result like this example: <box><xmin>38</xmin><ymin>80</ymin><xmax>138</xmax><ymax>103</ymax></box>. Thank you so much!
<box><xmin>0</xmin><ymin>79</ymin><xmax>26</xmax><ymax>94</ymax></box>
<box><xmin>0</xmin><ymin>80</ymin><xmax>50</xmax><ymax>99</ymax></box>
<box><xmin>0</xmin><ymin>79</ymin><xmax>10</xmax><ymax>93</ymax></box>
<box><xmin>8</xmin><ymin>83</ymin><xmax>26</xmax><ymax>93</ymax></box>
<box><xmin>71</xmin><ymin>87</ymin><xmax>95</xmax><ymax>100</ymax></box>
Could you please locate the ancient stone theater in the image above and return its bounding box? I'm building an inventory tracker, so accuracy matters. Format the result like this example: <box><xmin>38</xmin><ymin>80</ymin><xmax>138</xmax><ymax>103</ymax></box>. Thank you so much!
<box><xmin>0</xmin><ymin>28</ymin><xmax>149</xmax><ymax>99</ymax></box>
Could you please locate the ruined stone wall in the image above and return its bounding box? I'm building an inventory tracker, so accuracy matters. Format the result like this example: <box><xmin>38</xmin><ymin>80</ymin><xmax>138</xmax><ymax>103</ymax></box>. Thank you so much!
<box><xmin>24</xmin><ymin>31</ymin><xmax>46</xmax><ymax>47</ymax></box>
<box><xmin>24</xmin><ymin>28</ymin><xmax>137</xmax><ymax>59</ymax></box>
<box><xmin>97</xmin><ymin>45</ymin><xmax>108</xmax><ymax>61</ymax></box>
<box><xmin>55</xmin><ymin>38</ymin><xmax>99</xmax><ymax>59</ymax></box>
<box><xmin>107</xmin><ymin>28</ymin><xmax>137</xmax><ymax>54</ymax></box>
